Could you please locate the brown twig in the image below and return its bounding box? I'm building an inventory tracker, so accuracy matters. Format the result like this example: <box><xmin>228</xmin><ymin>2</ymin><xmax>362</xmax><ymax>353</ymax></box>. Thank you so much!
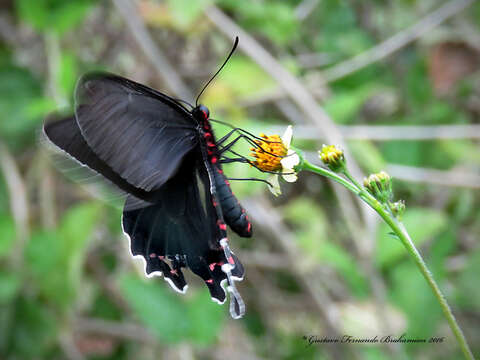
<box><xmin>59</xmin><ymin>332</ymin><xmax>86</xmax><ymax>360</ymax></box>
<box><xmin>387</xmin><ymin>164</ymin><xmax>480</xmax><ymax>189</ymax></box>
<box><xmin>0</xmin><ymin>141</ymin><xmax>29</xmax><ymax>269</ymax></box>
<box><xmin>238</xmin><ymin>251</ymin><xmax>290</xmax><ymax>269</ymax></box>
<box><xmin>271</xmin><ymin>124</ymin><xmax>480</xmax><ymax>141</ymax></box>
<box><xmin>74</xmin><ymin>317</ymin><xmax>155</xmax><ymax>344</ymax></box>
<box><xmin>86</xmin><ymin>253</ymin><xmax>131</xmax><ymax>313</ymax></box>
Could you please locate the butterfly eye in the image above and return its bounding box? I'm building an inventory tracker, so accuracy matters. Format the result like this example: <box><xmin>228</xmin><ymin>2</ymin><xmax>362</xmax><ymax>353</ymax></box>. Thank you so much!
<box><xmin>199</xmin><ymin>104</ymin><xmax>210</xmax><ymax>119</ymax></box>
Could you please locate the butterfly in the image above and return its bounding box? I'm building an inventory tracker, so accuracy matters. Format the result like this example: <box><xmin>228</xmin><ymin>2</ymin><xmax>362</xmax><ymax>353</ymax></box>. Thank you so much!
<box><xmin>43</xmin><ymin>37</ymin><xmax>262</xmax><ymax>319</ymax></box>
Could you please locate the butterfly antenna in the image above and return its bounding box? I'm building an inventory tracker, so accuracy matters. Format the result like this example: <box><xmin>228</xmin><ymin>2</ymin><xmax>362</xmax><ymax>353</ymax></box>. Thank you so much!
<box><xmin>195</xmin><ymin>36</ymin><xmax>239</xmax><ymax>106</ymax></box>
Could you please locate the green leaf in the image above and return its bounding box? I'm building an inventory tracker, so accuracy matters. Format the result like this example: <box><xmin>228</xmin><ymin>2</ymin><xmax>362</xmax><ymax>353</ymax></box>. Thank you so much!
<box><xmin>56</xmin><ymin>51</ymin><xmax>78</xmax><ymax>102</ymax></box>
<box><xmin>0</xmin><ymin>64</ymin><xmax>50</xmax><ymax>143</ymax></box>
<box><xmin>120</xmin><ymin>274</ymin><xmax>225</xmax><ymax>344</ymax></box>
<box><xmin>376</xmin><ymin>208</ymin><xmax>448</xmax><ymax>268</ymax></box>
<box><xmin>58</xmin><ymin>202</ymin><xmax>103</xmax><ymax>287</ymax></box>
<box><xmin>119</xmin><ymin>274</ymin><xmax>189</xmax><ymax>343</ymax></box>
<box><xmin>24</xmin><ymin>203</ymin><xmax>101</xmax><ymax>307</ymax></box>
<box><xmin>320</xmin><ymin>242</ymin><xmax>369</xmax><ymax>297</ymax></box>
<box><xmin>166</xmin><ymin>0</ymin><xmax>211</xmax><ymax>29</ymax></box>
<box><xmin>439</xmin><ymin>140</ymin><xmax>480</xmax><ymax>166</ymax></box>
<box><xmin>186</xmin><ymin>290</ymin><xmax>224</xmax><ymax>345</ymax></box>
<box><xmin>26</xmin><ymin>231</ymin><xmax>61</xmax><ymax>278</ymax></box>
<box><xmin>324</xmin><ymin>85</ymin><xmax>377</xmax><ymax>124</ymax></box>
<box><xmin>349</xmin><ymin>140</ymin><xmax>386</xmax><ymax>173</ymax></box>
<box><xmin>456</xmin><ymin>247</ymin><xmax>480</xmax><ymax>311</ymax></box>
<box><xmin>404</xmin><ymin>56</ymin><xmax>431</xmax><ymax>107</ymax></box>
<box><xmin>389</xmin><ymin>262</ymin><xmax>442</xmax><ymax>337</ymax></box>
<box><xmin>284</xmin><ymin>198</ymin><xmax>368</xmax><ymax>297</ymax></box>
<box><xmin>11</xmin><ymin>298</ymin><xmax>58</xmax><ymax>357</ymax></box>
<box><xmin>0</xmin><ymin>273</ymin><xmax>21</xmax><ymax>304</ymax></box>
<box><xmin>204</xmin><ymin>57</ymin><xmax>276</xmax><ymax>108</ymax></box>
<box><xmin>429</xmin><ymin>229</ymin><xmax>456</xmax><ymax>280</ymax></box>
<box><xmin>217</xmin><ymin>0</ymin><xmax>298</xmax><ymax>45</ymax></box>
<box><xmin>15</xmin><ymin>0</ymin><xmax>94</xmax><ymax>34</ymax></box>
<box><xmin>0</xmin><ymin>215</ymin><xmax>15</xmax><ymax>259</ymax></box>
<box><xmin>25</xmin><ymin>231</ymin><xmax>71</xmax><ymax>306</ymax></box>
<box><xmin>387</xmin><ymin>232</ymin><xmax>400</xmax><ymax>239</ymax></box>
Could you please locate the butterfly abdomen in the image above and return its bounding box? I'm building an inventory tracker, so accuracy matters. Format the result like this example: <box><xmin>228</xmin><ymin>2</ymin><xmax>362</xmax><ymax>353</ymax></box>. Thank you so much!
<box><xmin>213</xmin><ymin>166</ymin><xmax>252</xmax><ymax>238</ymax></box>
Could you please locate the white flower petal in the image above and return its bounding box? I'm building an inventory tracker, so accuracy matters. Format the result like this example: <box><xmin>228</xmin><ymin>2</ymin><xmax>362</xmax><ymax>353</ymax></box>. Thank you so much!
<box><xmin>280</xmin><ymin>150</ymin><xmax>300</xmax><ymax>169</ymax></box>
<box><xmin>268</xmin><ymin>175</ymin><xmax>282</xmax><ymax>196</ymax></box>
<box><xmin>282</xmin><ymin>170</ymin><xmax>298</xmax><ymax>183</ymax></box>
<box><xmin>281</xmin><ymin>125</ymin><xmax>293</xmax><ymax>149</ymax></box>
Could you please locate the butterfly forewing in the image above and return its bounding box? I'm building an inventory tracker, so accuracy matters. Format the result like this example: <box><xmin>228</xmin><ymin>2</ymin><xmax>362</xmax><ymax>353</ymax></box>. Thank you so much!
<box><xmin>74</xmin><ymin>73</ymin><xmax>198</xmax><ymax>192</ymax></box>
<box><xmin>43</xmin><ymin>115</ymin><xmax>157</xmax><ymax>211</ymax></box>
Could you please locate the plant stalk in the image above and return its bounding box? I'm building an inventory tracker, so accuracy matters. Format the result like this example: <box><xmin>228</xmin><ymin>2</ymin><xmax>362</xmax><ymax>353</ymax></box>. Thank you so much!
<box><xmin>303</xmin><ymin>159</ymin><xmax>474</xmax><ymax>360</ymax></box>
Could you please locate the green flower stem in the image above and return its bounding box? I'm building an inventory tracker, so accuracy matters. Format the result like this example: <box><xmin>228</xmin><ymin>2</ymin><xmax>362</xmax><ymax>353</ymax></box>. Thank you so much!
<box><xmin>342</xmin><ymin>169</ymin><xmax>366</xmax><ymax>195</ymax></box>
<box><xmin>301</xmin><ymin>160</ymin><xmax>359</xmax><ymax>194</ymax></box>
<box><xmin>303</xmin><ymin>160</ymin><xmax>474</xmax><ymax>360</ymax></box>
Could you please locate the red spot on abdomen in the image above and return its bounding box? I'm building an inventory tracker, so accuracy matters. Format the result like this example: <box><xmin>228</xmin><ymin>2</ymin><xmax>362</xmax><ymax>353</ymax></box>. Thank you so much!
<box><xmin>247</xmin><ymin>222</ymin><xmax>252</xmax><ymax>232</ymax></box>
<box><xmin>228</xmin><ymin>256</ymin><xmax>234</xmax><ymax>264</ymax></box>
<box><xmin>206</xmin><ymin>279</ymin><xmax>213</xmax><ymax>284</ymax></box>
<box><xmin>211</xmin><ymin>157</ymin><xmax>218</xmax><ymax>164</ymax></box>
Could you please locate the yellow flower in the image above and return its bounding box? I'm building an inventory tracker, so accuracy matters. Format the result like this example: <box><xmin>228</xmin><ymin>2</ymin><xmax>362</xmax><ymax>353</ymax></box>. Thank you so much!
<box><xmin>319</xmin><ymin>144</ymin><xmax>345</xmax><ymax>172</ymax></box>
<box><xmin>250</xmin><ymin>125</ymin><xmax>299</xmax><ymax>196</ymax></box>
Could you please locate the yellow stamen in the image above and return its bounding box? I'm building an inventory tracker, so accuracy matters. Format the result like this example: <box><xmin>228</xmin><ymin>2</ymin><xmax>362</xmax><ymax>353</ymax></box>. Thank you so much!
<box><xmin>250</xmin><ymin>134</ymin><xmax>287</xmax><ymax>171</ymax></box>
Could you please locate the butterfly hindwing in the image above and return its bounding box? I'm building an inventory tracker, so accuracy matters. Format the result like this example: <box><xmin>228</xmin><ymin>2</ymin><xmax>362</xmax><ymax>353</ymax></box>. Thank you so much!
<box><xmin>74</xmin><ymin>72</ymin><xmax>198</xmax><ymax>192</ymax></box>
<box><xmin>122</xmin><ymin>151</ymin><xmax>244</xmax><ymax>303</ymax></box>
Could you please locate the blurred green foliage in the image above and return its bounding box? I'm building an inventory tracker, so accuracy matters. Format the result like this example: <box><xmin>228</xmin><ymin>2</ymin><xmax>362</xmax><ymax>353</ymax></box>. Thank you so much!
<box><xmin>0</xmin><ymin>0</ymin><xmax>479</xmax><ymax>359</ymax></box>
<box><xmin>16</xmin><ymin>0</ymin><xmax>95</xmax><ymax>34</ymax></box>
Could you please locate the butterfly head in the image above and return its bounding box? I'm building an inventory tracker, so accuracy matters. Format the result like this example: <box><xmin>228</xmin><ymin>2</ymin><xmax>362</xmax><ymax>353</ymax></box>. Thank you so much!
<box><xmin>193</xmin><ymin>104</ymin><xmax>210</xmax><ymax>122</ymax></box>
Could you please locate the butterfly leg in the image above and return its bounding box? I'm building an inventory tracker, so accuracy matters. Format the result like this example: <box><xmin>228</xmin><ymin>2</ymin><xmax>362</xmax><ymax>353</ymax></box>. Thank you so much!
<box><xmin>210</xmin><ymin>119</ymin><xmax>283</xmax><ymax>144</ymax></box>
<box><xmin>216</xmin><ymin>129</ymin><xmax>241</xmax><ymax>146</ymax></box>
<box><xmin>219</xmin><ymin>135</ymin><xmax>283</xmax><ymax>160</ymax></box>
<box><xmin>226</xmin><ymin>177</ymin><xmax>273</xmax><ymax>187</ymax></box>
<box><xmin>216</xmin><ymin>128</ymin><xmax>265</xmax><ymax>147</ymax></box>
<box><xmin>218</xmin><ymin>132</ymin><xmax>264</xmax><ymax>153</ymax></box>
<box><xmin>220</xmin><ymin>151</ymin><xmax>292</xmax><ymax>175</ymax></box>
<box><xmin>217</xmin><ymin>127</ymin><xmax>283</xmax><ymax>153</ymax></box>
<box><xmin>219</xmin><ymin>157</ymin><xmax>249</xmax><ymax>164</ymax></box>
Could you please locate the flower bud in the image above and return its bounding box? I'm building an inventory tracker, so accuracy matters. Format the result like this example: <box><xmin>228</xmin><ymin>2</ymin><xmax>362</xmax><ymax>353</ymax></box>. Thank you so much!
<box><xmin>390</xmin><ymin>200</ymin><xmax>406</xmax><ymax>219</ymax></box>
<box><xmin>363</xmin><ymin>171</ymin><xmax>393</xmax><ymax>203</ymax></box>
<box><xmin>319</xmin><ymin>144</ymin><xmax>345</xmax><ymax>172</ymax></box>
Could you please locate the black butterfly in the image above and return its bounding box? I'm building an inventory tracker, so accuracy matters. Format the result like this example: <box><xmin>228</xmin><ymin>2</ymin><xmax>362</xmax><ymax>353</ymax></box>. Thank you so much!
<box><xmin>43</xmin><ymin>38</ymin><xmax>261</xmax><ymax>319</ymax></box>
